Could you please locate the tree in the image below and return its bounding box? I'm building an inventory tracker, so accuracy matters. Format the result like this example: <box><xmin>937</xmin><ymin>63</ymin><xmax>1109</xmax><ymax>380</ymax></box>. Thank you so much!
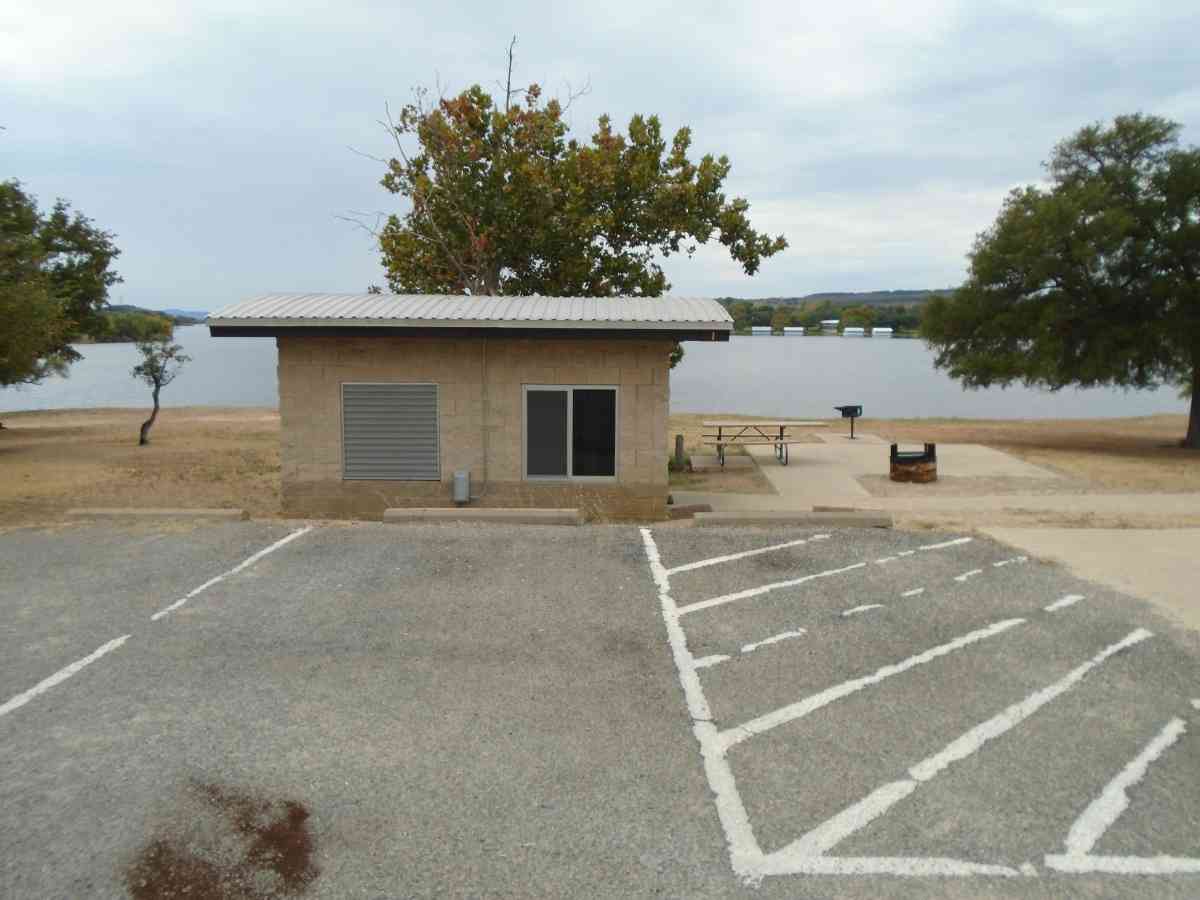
<box><xmin>131</xmin><ymin>340</ymin><xmax>190</xmax><ymax>446</ymax></box>
<box><xmin>922</xmin><ymin>114</ymin><xmax>1200</xmax><ymax>448</ymax></box>
<box><xmin>770</xmin><ymin>307</ymin><xmax>792</xmax><ymax>331</ymax></box>
<box><xmin>0</xmin><ymin>180</ymin><xmax>121</xmax><ymax>389</ymax></box>
<box><xmin>373</xmin><ymin>43</ymin><xmax>786</xmax><ymax>365</ymax></box>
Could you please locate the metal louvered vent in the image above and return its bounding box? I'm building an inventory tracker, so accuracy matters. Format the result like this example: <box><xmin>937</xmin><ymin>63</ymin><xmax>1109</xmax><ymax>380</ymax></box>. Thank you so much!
<box><xmin>342</xmin><ymin>383</ymin><xmax>440</xmax><ymax>481</ymax></box>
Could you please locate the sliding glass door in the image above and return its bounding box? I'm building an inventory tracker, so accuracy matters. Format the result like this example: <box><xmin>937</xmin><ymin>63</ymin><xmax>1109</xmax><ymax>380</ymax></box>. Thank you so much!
<box><xmin>524</xmin><ymin>386</ymin><xmax>618</xmax><ymax>480</ymax></box>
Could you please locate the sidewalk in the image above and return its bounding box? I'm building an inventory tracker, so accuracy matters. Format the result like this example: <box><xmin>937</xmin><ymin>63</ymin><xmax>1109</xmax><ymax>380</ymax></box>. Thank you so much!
<box><xmin>672</xmin><ymin>435</ymin><xmax>1200</xmax><ymax>529</ymax></box>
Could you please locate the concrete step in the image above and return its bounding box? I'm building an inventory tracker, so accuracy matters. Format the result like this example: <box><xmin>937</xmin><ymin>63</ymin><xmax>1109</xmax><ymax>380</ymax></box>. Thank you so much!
<box><xmin>693</xmin><ymin>509</ymin><xmax>893</xmax><ymax>528</ymax></box>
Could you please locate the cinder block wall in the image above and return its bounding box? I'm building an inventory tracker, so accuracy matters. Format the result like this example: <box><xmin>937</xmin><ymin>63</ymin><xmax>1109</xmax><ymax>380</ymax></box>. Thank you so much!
<box><xmin>277</xmin><ymin>335</ymin><xmax>672</xmax><ymax>520</ymax></box>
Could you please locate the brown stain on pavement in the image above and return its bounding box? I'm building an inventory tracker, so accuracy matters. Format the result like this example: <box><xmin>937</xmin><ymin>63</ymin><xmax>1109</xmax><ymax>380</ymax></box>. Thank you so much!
<box><xmin>125</xmin><ymin>782</ymin><xmax>319</xmax><ymax>899</ymax></box>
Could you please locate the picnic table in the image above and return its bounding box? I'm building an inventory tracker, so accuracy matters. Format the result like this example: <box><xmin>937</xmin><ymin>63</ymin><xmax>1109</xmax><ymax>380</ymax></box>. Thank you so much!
<box><xmin>702</xmin><ymin>420</ymin><xmax>828</xmax><ymax>467</ymax></box>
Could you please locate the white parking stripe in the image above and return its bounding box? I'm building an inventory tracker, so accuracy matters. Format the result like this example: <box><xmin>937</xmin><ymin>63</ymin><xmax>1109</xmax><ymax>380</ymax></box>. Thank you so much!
<box><xmin>742</xmin><ymin>629</ymin><xmax>806</xmax><ymax>655</ymax></box>
<box><xmin>0</xmin><ymin>635</ymin><xmax>130</xmax><ymax>719</ymax></box>
<box><xmin>694</xmin><ymin>654</ymin><xmax>730</xmax><ymax>670</ymax></box>
<box><xmin>719</xmin><ymin>618</ymin><xmax>1025</xmax><ymax>751</ymax></box>
<box><xmin>993</xmin><ymin>556</ymin><xmax>1028</xmax><ymax>568</ymax></box>
<box><xmin>677</xmin><ymin>535</ymin><xmax>977</xmax><ymax>617</ymax></box>
<box><xmin>1043</xmin><ymin>855</ymin><xmax>1200</xmax><ymax>874</ymax></box>
<box><xmin>665</xmin><ymin>535</ymin><xmax>831</xmax><ymax>576</ymax></box>
<box><xmin>150</xmin><ymin>526</ymin><xmax>313</xmax><ymax>621</ymax></box>
<box><xmin>841</xmin><ymin>604</ymin><xmax>883</xmax><ymax>617</ymax></box>
<box><xmin>1058</xmin><ymin>717</ymin><xmax>1186</xmax><ymax>857</ymax></box>
<box><xmin>758</xmin><ymin>855</ymin><xmax>1022</xmax><ymax>877</ymax></box>
<box><xmin>677</xmin><ymin>562</ymin><xmax>867</xmax><ymax>616</ymax></box>
<box><xmin>640</xmin><ymin>528</ymin><xmax>765</xmax><ymax>880</ymax></box>
<box><xmin>1045</xmin><ymin>594</ymin><xmax>1085</xmax><ymax>612</ymax></box>
<box><xmin>918</xmin><ymin>537</ymin><xmax>973</xmax><ymax>551</ymax></box>
<box><xmin>954</xmin><ymin>569</ymin><xmax>984</xmax><ymax>582</ymax></box>
<box><xmin>775</xmin><ymin>628</ymin><xmax>1153</xmax><ymax>860</ymax></box>
<box><xmin>901</xmin><ymin>588</ymin><xmax>925</xmax><ymax>598</ymax></box>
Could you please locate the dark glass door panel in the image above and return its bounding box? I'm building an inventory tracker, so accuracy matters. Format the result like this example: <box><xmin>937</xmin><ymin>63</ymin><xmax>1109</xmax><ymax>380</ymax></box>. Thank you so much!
<box><xmin>572</xmin><ymin>389</ymin><xmax>616</xmax><ymax>476</ymax></box>
<box><xmin>527</xmin><ymin>390</ymin><xmax>569</xmax><ymax>476</ymax></box>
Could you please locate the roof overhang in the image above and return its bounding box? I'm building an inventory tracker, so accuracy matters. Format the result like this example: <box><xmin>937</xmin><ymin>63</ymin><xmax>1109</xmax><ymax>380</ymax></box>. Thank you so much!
<box><xmin>208</xmin><ymin>320</ymin><xmax>731</xmax><ymax>341</ymax></box>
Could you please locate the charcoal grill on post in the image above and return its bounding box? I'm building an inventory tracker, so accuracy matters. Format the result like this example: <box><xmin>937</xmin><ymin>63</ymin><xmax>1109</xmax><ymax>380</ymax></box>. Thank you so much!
<box><xmin>833</xmin><ymin>405</ymin><xmax>863</xmax><ymax>439</ymax></box>
<box><xmin>890</xmin><ymin>443</ymin><xmax>938</xmax><ymax>483</ymax></box>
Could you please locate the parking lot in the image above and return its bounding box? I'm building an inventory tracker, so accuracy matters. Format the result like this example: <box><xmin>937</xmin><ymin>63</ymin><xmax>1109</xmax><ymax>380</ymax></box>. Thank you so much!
<box><xmin>2</xmin><ymin>520</ymin><xmax>1199</xmax><ymax>898</ymax></box>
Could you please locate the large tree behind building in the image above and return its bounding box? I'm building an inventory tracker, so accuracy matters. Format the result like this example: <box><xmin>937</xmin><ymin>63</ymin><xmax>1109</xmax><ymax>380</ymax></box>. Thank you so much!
<box><xmin>922</xmin><ymin>114</ymin><xmax>1200</xmax><ymax>448</ymax></box>
<box><xmin>0</xmin><ymin>180</ymin><xmax>121</xmax><ymax>390</ymax></box>
<box><xmin>374</xmin><ymin>60</ymin><xmax>786</xmax><ymax>363</ymax></box>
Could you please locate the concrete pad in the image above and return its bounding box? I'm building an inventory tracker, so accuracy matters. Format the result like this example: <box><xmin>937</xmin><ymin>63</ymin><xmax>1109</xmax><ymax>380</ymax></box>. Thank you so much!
<box><xmin>815</xmin><ymin>431</ymin><xmax>888</xmax><ymax>445</ymax></box>
<box><xmin>65</xmin><ymin>507</ymin><xmax>248</xmax><ymax>520</ymax></box>
<box><xmin>693</xmin><ymin>510</ymin><xmax>892</xmax><ymax>528</ymax></box>
<box><xmin>690</xmin><ymin>454</ymin><xmax>757</xmax><ymax>472</ymax></box>
<box><xmin>383</xmin><ymin>507</ymin><xmax>583</xmax><ymax>525</ymax></box>
<box><xmin>983</xmin><ymin>527</ymin><xmax>1200</xmax><ymax>630</ymax></box>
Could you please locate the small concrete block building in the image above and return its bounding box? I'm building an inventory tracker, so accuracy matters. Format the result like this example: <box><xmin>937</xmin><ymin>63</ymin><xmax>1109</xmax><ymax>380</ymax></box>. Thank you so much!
<box><xmin>209</xmin><ymin>293</ymin><xmax>732</xmax><ymax>520</ymax></box>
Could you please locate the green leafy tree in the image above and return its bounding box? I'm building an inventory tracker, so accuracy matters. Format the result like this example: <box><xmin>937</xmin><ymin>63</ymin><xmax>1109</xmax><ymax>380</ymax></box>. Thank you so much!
<box><xmin>131</xmin><ymin>340</ymin><xmax>190</xmax><ymax>445</ymax></box>
<box><xmin>769</xmin><ymin>307</ymin><xmax>792</xmax><ymax>331</ymax></box>
<box><xmin>375</xmin><ymin>47</ymin><xmax>786</xmax><ymax>365</ymax></box>
<box><xmin>923</xmin><ymin>114</ymin><xmax>1200</xmax><ymax>448</ymax></box>
<box><xmin>0</xmin><ymin>180</ymin><xmax>121</xmax><ymax>392</ymax></box>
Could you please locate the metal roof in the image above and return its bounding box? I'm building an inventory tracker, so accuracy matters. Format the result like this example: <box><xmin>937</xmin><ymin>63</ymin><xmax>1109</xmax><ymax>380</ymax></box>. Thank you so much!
<box><xmin>208</xmin><ymin>293</ymin><xmax>733</xmax><ymax>332</ymax></box>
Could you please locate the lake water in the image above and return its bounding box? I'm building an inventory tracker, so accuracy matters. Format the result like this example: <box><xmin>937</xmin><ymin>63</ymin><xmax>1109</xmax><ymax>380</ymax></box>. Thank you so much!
<box><xmin>0</xmin><ymin>325</ymin><xmax>1187</xmax><ymax>419</ymax></box>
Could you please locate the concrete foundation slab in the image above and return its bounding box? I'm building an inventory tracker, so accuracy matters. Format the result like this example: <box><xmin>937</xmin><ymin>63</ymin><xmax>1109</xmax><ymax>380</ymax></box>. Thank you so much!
<box><xmin>383</xmin><ymin>507</ymin><xmax>583</xmax><ymax>525</ymax></box>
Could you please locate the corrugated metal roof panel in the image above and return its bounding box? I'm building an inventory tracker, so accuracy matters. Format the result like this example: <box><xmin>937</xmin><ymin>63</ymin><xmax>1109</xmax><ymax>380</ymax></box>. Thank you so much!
<box><xmin>208</xmin><ymin>293</ymin><xmax>733</xmax><ymax>330</ymax></box>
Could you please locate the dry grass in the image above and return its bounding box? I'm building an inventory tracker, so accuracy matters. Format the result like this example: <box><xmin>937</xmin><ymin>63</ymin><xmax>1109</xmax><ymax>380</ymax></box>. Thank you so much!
<box><xmin>0</xmin><ymin>407</ymin><xmax>281</xmax><ymax>527</ymax></box>
<box><xmin>1</xmin><ymin>408</ymin><xmax>1195</xmax><ymax>527</ymax></box>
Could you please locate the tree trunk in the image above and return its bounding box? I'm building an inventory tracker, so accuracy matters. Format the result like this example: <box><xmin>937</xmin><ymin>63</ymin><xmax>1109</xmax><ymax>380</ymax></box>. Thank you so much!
<box><xmin>1186</xmin><ymin>363</ymin><xmax>1200</xmax><ymax>450</ymax></box>
<box><xmin>139</xmin><ymin>386</ymin><xmax>160</xmax><ymax>446</ymax></box>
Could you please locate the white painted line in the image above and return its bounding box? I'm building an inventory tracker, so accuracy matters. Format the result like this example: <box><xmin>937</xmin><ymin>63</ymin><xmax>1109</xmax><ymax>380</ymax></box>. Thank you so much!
<box><xmin>757</xmin><ymin>855</ymin><xmax>1022</xmax><ymax>877</ymax></box>
<box><xmin>841</xmin><ymin>604</ymin><xmax>883</xmax><ymax>617</ymax></box>
<box><xmin>875</xmin><ymin>556</ymin><xmax>897</xmax><ymax>564</ymax></box>
<box><xmin>772</xmin><ymin>628</ymin><xmax>1152</xmax><ymax>860</ymax></box>
<box><xmin>1045</xmin><ymin>855</ymin><xmax>1200</xmax><ymax>874</ymax></box>
<box><xmin>0</xmin><ymin>635</ymin><xmax>131</xmax><ymax>719</ymax></box>
<box><xmin>897</xmin><ymin>550</ymin><xmax>916</xmax><ymax>557</ymax></box>
<box><xmin>1019</xmin><ymin>862</ymin><xmax>1038</xmax><ymax>877</ymax></box>
<box><xmin>694</xmin><ymin>654</ymin><xmax>731</xmax><ymax>670</ymax></box>
<box><xmin>918</xmin><ymin>537</ymin><xmax>973</xmax><ymax>551</ymax></box>
<box><xmin>639</xmin><ymin>528</ymin><xmax>764</xmax><ymax>881</ymax></box>
<box><xmin>1059</xmin><ymin>717</ymin><xmax>1187</xmax><ymax>857</ymax></box>
<box><xmin>741</xmin><ymin>629</ymin><xmax>806</xmax><ymax>655</ymax></box>
<box><xmin>677</xmin><ymin>562</ymin><xmax>867</xmax><ymax>616</ymax></box>
<box><xmin>1045</xmin><ymin>594</ymin><xmax>1085</xmax><ymax>612</ymax></box>
<box><xmin>993</xmin><ymin>556</ymin><xmax>1028</xmax><ymax>568</ymax></box>
<box><xmin>150</xmin><ymin>526</ymin><xmax>313</xmax><ymax>621</ymax></box>
<box><xmin>1193</xmin><ymin>699</ymin><xmax>1200</xmax><ymax>710</ymax></box>
<box><xmin>664</xmin><ymin>534</ymin><xmax>831</xmax><ymax>576</ymax></box>
<box><xmin>954</xmin><ymin>568</ymin><xmax>984</xmax><ymax>583</ymax></box>
<box><xmin>719</xmin><ymin>618</ymin><xmax>1025</xmax><ymax>751</ymax></box>
<box><xmin>900</xmin><ymin>588</ymin><xmax>925</xmax><ymax>598</ymax></box>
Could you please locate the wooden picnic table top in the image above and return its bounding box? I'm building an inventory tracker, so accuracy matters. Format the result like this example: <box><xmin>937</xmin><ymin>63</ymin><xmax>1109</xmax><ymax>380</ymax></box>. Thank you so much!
<box><xmin>702</xmin><ymin>420</ymin><xmax>829</xmax><ymax>428</ymax></box>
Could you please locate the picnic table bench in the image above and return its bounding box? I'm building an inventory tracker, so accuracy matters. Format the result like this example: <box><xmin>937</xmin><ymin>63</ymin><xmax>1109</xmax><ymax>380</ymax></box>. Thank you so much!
<box><xmin>702</xmin><ymin>420</ymin><xmax>828</xmax><ymax>467</ymax></box>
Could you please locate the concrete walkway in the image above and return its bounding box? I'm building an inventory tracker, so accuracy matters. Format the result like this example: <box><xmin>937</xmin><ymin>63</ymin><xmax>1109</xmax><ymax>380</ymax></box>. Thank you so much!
<box><xmin>674</xmin><ymin>435</ymin><xmax>1200</xmax><ymax>528</ymax></box>
<box><xmin>983</xmin><ymin>528</ymin><xmax>1200</xmax><ymax>630</ymax></box>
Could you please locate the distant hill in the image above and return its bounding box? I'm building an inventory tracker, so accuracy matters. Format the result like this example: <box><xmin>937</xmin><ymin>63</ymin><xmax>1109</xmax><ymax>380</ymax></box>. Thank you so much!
<box><xmin>159</xmin><ymin>307</ymin><xmax>210</xmax><ymax>320</ymax></box>
<box><xmin>108</xmin><ymin>305</ymin><xmax>206</xmax><ymax>325</ymax></box>
<box><xmin>715</xmin><ymin>289</ymin><xmax>955</xmax><ymax>309</ymax></box>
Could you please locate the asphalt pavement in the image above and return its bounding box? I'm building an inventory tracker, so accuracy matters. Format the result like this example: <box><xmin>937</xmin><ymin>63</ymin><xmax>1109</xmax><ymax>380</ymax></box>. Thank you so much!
<box><xmin>2</xmin><ymin>519</ymin><xmax>1198</xmax><ymax>898</ymax></box>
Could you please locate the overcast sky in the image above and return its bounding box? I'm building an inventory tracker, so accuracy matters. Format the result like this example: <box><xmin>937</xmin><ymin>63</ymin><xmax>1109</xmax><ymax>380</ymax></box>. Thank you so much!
<box><xmin>4</xmin><ymin>1</ymin><xmax>1198</xmax><ymax>310</ymax></box>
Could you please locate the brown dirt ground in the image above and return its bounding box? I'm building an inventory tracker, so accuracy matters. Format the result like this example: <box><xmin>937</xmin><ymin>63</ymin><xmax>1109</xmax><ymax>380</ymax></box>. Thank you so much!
<box><xmin>0</xmin><ymin>408</ymin><xmax>1196</xmax><ymax>526</ymax></box>
<box><xmin>0</xmin><ymin>407</ymin><xmax>281</xmax><ymax>527</ymax></box>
